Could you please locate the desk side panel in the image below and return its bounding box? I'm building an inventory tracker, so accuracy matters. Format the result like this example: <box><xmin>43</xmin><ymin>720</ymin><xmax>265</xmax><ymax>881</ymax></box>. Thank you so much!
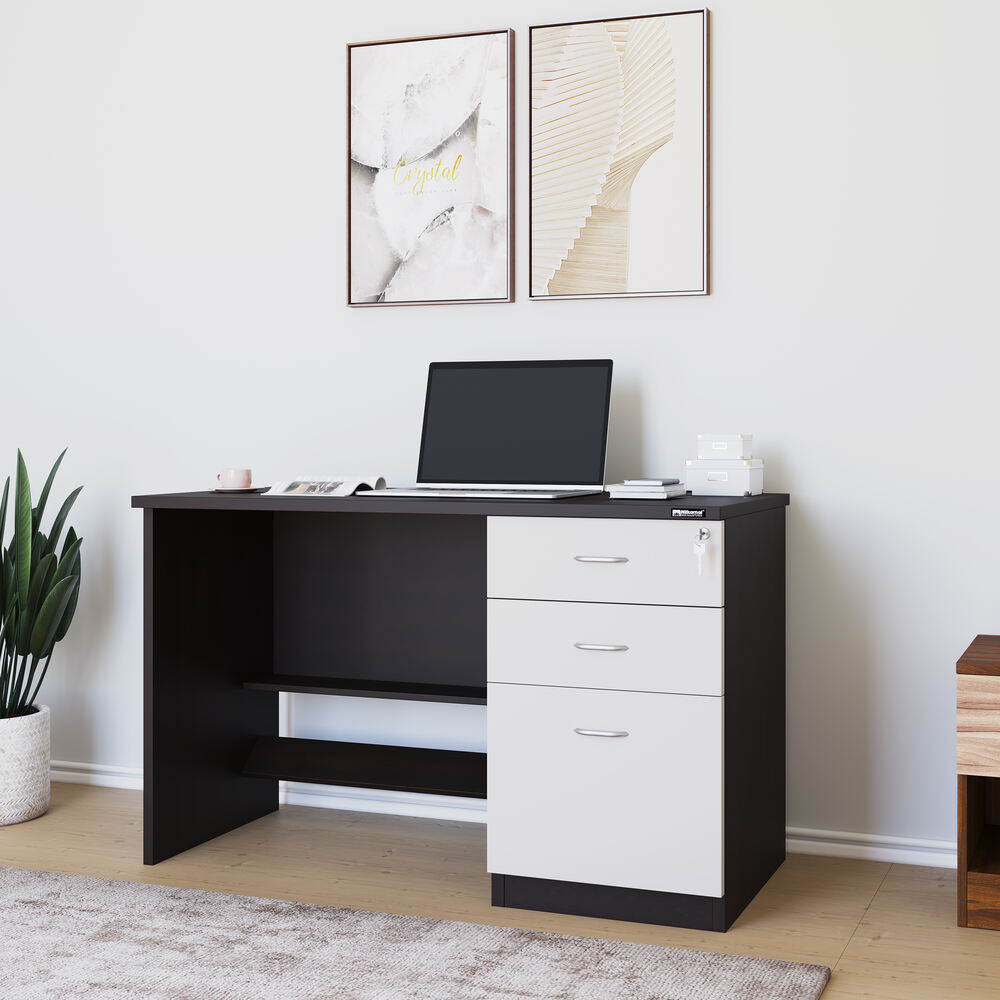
<box><xmin>144</xmin><ymin>508</ymin><xmax>278</xmax><ymax>864</ymax></box>
<box><xmin>722</xmin><ymin>505</ymin><xmax>786</xmax><ymax>926</ymax></box>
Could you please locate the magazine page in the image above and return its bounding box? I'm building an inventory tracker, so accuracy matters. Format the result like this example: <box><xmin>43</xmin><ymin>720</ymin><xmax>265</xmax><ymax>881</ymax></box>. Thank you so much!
<box><xmin>266</xmin><ymin>474</ymin><xmax>386</xmax><ymax>497</ymax></box>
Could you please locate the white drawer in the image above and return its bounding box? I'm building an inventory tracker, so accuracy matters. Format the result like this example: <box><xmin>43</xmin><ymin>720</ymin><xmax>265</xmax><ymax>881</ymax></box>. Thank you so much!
<box><xmin>488</xmin><ymin>599</ymin><xmax>723</xmax><ymax>696</ymax></box>
<box><xmin>487</xmin><ymin>517</ymin><xmax>723</xmax><ymax>607</ymax></box>
<box><xmin>487</xmin><ymin>683</ymin><xmax>723</xmax><ymax>897</ymax></box>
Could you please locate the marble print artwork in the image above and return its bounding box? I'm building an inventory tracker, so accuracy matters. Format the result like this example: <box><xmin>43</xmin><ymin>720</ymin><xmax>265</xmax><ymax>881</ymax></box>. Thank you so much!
<box><xmin>349</xmin><ymin>32</ymin><xmax>511</xmax><ymax>305</ymax></box>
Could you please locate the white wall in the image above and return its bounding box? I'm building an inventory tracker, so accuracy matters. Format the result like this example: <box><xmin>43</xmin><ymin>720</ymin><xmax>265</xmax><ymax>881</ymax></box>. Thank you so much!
<box><xmin>2</xmin><ymin>0</ymin><xmax>997</xmax><ymax>853</ymax></box>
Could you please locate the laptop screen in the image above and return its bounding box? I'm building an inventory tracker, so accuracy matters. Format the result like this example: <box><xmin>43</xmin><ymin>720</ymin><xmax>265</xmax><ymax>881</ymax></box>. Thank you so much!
<box><xmin>416</xmin><ymin>360</ymin><xmax>613</xmax><ymax>486</ymax></box>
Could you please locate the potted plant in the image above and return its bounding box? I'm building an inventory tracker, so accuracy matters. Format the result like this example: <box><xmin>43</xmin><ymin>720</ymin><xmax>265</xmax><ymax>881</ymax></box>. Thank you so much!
<box><xmin>0</xmin><ymin>449</ymin><xmax>82</xmax><ymax>825</ymax></box>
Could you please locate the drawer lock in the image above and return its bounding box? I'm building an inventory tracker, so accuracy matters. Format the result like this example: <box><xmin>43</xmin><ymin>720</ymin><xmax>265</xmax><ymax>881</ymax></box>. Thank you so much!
<box><xmin>694</xmin><ymin>527</ymin><xmax>711</xmax><ymax>577</ymax></box>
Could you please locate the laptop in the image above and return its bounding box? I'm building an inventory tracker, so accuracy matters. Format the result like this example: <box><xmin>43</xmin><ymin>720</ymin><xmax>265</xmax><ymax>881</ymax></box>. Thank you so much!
<box><xmin>368</xmin><ymin>359</ymin><xmax>613</xmax><ymax>499</ymax></box>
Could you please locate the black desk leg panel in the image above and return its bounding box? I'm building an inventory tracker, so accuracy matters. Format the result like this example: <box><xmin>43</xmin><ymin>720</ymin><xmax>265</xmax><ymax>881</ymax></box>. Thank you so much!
<box><xmin>143</xmin><ymin>508</ymin><xmax>278</xmax><ymax>865</ymax></box>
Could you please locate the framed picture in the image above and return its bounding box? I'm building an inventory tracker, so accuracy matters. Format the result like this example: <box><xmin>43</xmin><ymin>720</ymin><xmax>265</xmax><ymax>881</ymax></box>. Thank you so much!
<box><xmin>529</xmin><ymin>9</ymin><xmax>708</xmax><ymax>299</ymax></box>
<box><xmin>348</xmin><ymin>29</ymin><xmax>514</xmax><ymax>306</ymax></box>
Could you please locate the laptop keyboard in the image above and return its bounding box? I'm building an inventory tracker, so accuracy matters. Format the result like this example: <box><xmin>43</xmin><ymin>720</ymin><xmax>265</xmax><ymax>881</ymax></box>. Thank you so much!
<box><xmin>366</xmin><ymin>487</ymin><xmax>603</xmax><ymax>500</ymax></box>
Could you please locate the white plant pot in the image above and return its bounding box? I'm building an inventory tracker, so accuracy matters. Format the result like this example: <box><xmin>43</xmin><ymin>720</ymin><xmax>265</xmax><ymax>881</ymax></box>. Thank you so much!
<box><xmin>0</xmin><ymin>704</ymin><xmax>51</xmax><ymax>826</ymax></box>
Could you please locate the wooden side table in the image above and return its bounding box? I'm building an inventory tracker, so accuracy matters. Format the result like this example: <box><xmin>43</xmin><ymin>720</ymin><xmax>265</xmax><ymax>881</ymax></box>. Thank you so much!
<box><xmin>957</xmin><ymin>635</ymin><xmax>1000</xmax><ymax>929</ymax></box>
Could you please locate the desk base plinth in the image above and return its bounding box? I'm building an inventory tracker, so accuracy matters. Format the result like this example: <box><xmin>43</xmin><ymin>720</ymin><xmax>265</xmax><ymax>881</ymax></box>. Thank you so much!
<box><xmin>491</xmin><ymin>873</ymin><xmax>735</xmax><ymax>932</ymax></box>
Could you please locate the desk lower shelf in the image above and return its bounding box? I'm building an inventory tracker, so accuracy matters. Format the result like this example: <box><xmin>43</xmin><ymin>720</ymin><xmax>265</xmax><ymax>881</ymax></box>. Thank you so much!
<box><xmin>243</xmin><ymin>736</ymin><xmax>487</xmax><ymax>799</ymax></box>
<box><xmin>243</xmin><ymin>675</ymin><xmax>486</xmax><ymax>705</ymax></box>
<box><xmin>970</xmin><ymin>826</ymin><xmax>1000</xmax><ymax>876</ymax></box>
<box><xmin>959</xmin><ymin>774</ymin><xmax>1000</xmax><ymax>929</ymax></box>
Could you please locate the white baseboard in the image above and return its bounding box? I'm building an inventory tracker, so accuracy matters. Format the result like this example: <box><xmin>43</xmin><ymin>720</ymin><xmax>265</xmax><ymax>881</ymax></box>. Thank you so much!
<box><xmin>50</xmin><ymin>762</ymin><xmax>958</xmax><ymax>868</ymax></box>
<box><xmin>50</xmin><ymin>759</ymin><xmax>143</xmax><ymax>791</ymax></box>
<box><xmin>786</xmin><ymin>826</ymin><xmax>957</xmax><ymax>868</ymax></box>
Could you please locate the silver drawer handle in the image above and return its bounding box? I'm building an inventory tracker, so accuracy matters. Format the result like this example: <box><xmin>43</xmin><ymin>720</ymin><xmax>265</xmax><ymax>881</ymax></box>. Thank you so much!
<box><xmin>573</xmin><ymin>555</ymin><xmax>629</xmax><ymax>563</ymax></box>
<box><xmin>574</xmin><ymin>728</ymin><xmax>630</xmax><ymax>738</ymax></box>
<box><xmin>574</xmin><ymin>642</ymin><xmax>629</xmax><ymax>652</ymax></box>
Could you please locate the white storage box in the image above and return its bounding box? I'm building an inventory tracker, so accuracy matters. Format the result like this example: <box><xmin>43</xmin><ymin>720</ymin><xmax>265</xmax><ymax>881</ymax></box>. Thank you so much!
<box><xmin>697</xmin><ymin>433</ymin><xmax>753</xmax><ymax>460</ymax></box>
<box><xmin>686</xmin><ymin>458</ymin><xmax>764</xmax><ymax>496</ymax></box>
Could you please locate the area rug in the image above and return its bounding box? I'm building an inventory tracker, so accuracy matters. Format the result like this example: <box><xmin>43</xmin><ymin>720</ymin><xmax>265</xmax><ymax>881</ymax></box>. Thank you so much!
<box><xmin>0</xmin><ymin>867</ymin><xmax>830</xmax><ymax>999</ymax></box>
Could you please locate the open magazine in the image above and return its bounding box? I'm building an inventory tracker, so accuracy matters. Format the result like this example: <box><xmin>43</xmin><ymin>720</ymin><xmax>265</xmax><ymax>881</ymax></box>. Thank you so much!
<box><xmin>266</xmin><ymin>474</ymin><xmax>387</xmax><ymax>498</ymax></box>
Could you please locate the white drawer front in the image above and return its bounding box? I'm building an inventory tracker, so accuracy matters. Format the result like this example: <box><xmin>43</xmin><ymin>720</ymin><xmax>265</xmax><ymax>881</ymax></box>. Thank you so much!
<box><xmin>488</xmin><ymin>599</ymin><xmax>723</xmax><ymax>696</ymax></box>
<box><xmin>487</xmin><ymin>517</ymin><xmax>723</xmax><ymax>607</ymax></box>
<box><xmin>487</xmin><ymin>684</ymin><xmax>723</xmax><ymax>897</ymax></box>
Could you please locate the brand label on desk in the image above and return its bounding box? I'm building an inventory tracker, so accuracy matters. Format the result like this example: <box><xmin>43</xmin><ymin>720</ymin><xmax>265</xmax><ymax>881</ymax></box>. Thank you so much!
<box><xmin>671</xmin><ymin>508</ymin><xmax>706</xmax><ymax>518</ymax></box>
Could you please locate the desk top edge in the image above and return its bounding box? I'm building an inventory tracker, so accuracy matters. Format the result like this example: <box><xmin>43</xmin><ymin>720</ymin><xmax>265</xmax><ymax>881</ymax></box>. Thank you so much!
<box><xmin>131</xmin><ymin>491</ymin><xmax>789</xmax><ymax>520</ymax></box>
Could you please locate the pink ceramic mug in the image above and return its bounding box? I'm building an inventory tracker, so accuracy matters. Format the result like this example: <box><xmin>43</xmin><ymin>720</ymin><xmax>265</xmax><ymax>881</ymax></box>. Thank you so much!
<box><xmin>217</xmin><ymin>468</ymin><xmax>252</xmax><ymax>489</ymax></box>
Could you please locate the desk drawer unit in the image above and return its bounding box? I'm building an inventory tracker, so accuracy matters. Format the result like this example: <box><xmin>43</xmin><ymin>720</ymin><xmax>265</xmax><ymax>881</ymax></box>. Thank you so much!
<box><xmin>487</xmin><ymin>517</ymin><xmax>723</xmax><ymax>606</ymax></box>
<box><xmin>486</xmin><ymin>510</ymin><xmax>786</xmax><ymax>932</ymax></box>
<box><xmin>487</xmin><ymin>683</ymin><xmax>723</xmax><ymax>896</ymax></box>
<box><xmin>487</xmin><ymin>599</ymin><xmax>723</xmax><ymax>696</ymax></box>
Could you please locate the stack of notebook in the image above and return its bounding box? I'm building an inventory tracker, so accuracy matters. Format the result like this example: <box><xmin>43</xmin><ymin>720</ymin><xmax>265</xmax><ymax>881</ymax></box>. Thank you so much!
<box><xmin>608</xmin><ymin>478</ymin><xmax>686</xmax><ymax>500</ymax></box>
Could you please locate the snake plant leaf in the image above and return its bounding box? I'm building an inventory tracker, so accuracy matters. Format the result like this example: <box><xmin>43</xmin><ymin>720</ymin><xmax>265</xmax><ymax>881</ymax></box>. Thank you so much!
<box><xmin>31</xmin><ymin>531</ymin><xmax>47</xmax><ymax>572</ymax></box>
<box><xmin>0</xmin><ymin>546</ymin><xmax>10</xmax><ymax>616</ymax></box>
<box><xmin>61</xmin><ymin>526</ymin><xmax>77</xmax><ymax>561</ymax></box>
<box><xmin>31</xmin><ymin>448</ymin><xmax>66</xmax><ymax>536</ymax></box>
<box><xmin>0</xmin><ymin>476</ymin><xmax>9</xmax><ymax>547</ymax></box>
<box><xmin>44</xmin><ymin>485</ymin><xmax>82</xmax><ymax>558</ymax></box>
<box><xmin>0</xmin><ymin>600</ymin><xmax>13</xmax><ymax>649</ymax></box>
<box><xmin>0</xmin><ymin>569</ymin><xmax>19</xmax><ymax>712</ymax></box>
<box><xmin>52</xmin><ymin>568</ymin><xmax>80</xmax><ymax>644</ymax></box>
<box><xmin>20</xmin><ymin>539</ymin><xmax>52</xmax><ymax>655</ymax></box>
<box><xmin>52</xmin><ymin>528</ymin><xmax>80</xmax><ymax>644</ymax></box>
<box><xmin>0</xmin><ymin>586</ymin><xmax>16</xmax><ymax>647</ymax></box>
<box><xmin>25</xmin><ymin>552</ymin><xmax>57</xmax><ymax>626</ymax></box>
<box><xmin>13</xmin><ymin>451</ymin><xmax>31</xmax><ymax>629</ymax></box>
<box><xmin>29</xmin><ymin>574</ymin><xmax>77</xmax><ymax>660</ymax></box>
<box><xmin>54</xmin><ymin>537</ymin><xmax>82</xmax><ymax>584</ymax></box>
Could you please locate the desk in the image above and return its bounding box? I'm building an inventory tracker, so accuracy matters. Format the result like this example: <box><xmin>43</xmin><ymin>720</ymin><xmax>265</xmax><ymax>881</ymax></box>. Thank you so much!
<box><xmin>132</xmin><ymin>490</ymin><xmax>788</xmax><ymax>931</ymax></box>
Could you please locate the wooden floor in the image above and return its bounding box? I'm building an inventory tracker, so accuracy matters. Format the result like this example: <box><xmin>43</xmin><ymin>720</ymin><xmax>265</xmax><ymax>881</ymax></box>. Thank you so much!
<box><xmin>1</xmin><ymin>784</ymin><xmax>997</xmax><ymax>998</ymax></box>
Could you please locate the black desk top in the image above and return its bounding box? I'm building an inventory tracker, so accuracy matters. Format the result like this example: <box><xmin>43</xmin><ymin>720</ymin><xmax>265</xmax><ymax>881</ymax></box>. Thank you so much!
<box><xmin>132</xmin><ymin>491</ymin><xmax>789</xmax><ymax>521</ymax></box>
